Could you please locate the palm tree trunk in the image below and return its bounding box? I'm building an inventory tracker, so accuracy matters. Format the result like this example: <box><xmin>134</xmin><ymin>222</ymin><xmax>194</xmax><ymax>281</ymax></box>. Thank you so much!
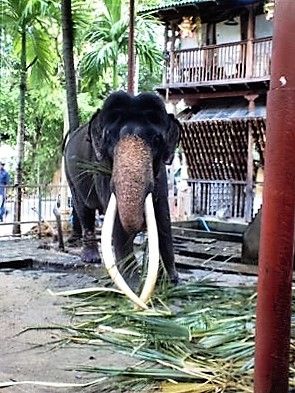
<box><xmin>112</xmin><ymin>60</ymin><xmax>119</xmax><ymax>90</ymax></box>
<box><xmin>13</xmin><ymin>24</ymin><xmax>26</xmax><ymax>235</ymax></box>
<box><xmin>127</xmin><ymin>0</ymin><xmax>135</xmax><ymax>94</ymax></box>
<box><xmin>61</xmin><ymin>0</ymin><xmax>81</xmax><ymax>236</ymax></box>
<box><xmin>61</xmin><ymin>0</ymin><xmax>79</xmax><ymax>132</ymax></box>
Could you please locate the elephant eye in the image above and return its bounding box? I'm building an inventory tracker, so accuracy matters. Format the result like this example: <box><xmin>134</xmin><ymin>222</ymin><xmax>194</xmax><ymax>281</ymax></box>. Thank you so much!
<box><xmin>143</xmin><ymin>110</ymin><xmax>164</xmax><ymax>126</ymax></box>
<box><xmin>152</xmin><ymin>134</ymin><xmax>163</xmax><ymax>149</ymax></box>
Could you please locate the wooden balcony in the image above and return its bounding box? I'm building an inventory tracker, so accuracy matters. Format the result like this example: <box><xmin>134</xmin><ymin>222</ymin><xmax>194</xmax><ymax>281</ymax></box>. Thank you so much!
<box><xmin>162</xmin><ymin>37</ymin><xmax>272</xmax><ymax>90</ymax></box>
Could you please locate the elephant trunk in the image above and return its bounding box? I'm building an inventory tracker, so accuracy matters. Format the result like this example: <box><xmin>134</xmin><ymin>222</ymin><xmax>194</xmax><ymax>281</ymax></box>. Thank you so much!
<box><xmin>112</xmin><ymin>136</ymin><xmax>153</xmax><ymax>234</ymax></box>
<box><xmin>101</xmin><ymin>135</ymin><xmax>159</xmax><ymax>309</ymax></box>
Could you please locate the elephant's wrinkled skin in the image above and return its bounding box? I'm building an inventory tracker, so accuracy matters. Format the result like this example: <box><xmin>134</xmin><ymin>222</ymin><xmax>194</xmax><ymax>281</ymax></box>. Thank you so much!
<box><xmin>241</xmin><ymin>209</ymin><xmax>261</xmax><ymax>265</ymax></box>
<box><xmin>64</xmin><ymin>91</ymin><xmax>181</xmax><ymax>284</ymax></box>
<box><xmin>241</xmin><ymin>208</ymin><xmax>295</xmax><ymax>267</ymax></box>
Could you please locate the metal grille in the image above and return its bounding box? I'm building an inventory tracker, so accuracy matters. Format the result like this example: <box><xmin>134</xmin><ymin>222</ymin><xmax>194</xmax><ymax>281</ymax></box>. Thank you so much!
<box><xmin>0</xmin><ymin>185</ymin><xmax>70</xmax><ymax>237</ymax></box>
<box><xmin>188</xmin><ymin>179</ymin><xmax>247</xmax><ymax>219</ymax></box>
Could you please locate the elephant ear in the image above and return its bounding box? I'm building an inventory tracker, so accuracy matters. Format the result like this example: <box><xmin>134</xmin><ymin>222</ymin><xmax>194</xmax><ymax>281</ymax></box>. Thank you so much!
<box><xmin>88</xmin><ymin>109</ymin><xmax>105</xmax><ymax>161</ymax></box>
<box><xmin>163</xmin><ymin>114</ymin><xmax>182</xmax><ymax>165</ymax></box>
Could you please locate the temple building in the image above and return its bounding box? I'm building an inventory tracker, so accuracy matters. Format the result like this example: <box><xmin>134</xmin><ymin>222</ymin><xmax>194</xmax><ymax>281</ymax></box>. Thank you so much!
<box><xmin>142</xmin><ymin>0</ymin><xmax>274</xmax><ymax>222</ymax></box>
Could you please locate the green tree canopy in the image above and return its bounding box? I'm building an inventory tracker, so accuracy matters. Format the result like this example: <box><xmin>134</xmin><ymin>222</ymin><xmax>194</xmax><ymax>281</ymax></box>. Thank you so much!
<box><xmin>0</xmin><ymin>0</ymin><xmax>165</xmax><ymax>188</ymax></box>
<box><xmin>80</xmin><ymin>0</ymin><xmax>163</xmax><ymax>91</ymax></box>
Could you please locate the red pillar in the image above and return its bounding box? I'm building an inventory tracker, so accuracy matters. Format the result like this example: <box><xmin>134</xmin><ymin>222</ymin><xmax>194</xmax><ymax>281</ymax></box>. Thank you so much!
<box><xmin>254</xmin><ymin>1</ymin><xmax>295</xmax><ymax>392</ymax></box>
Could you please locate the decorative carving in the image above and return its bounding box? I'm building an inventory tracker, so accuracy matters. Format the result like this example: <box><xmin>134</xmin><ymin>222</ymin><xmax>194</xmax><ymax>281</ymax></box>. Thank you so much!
<box><xmin>178</xmin><ymin>16</ymin><xmax>201</xmax><ymax>38</ymax></box>
<box><xmin>264</xmin><ymin>1</ymin><xmax>275</xmax><ymax>20</ymax></box>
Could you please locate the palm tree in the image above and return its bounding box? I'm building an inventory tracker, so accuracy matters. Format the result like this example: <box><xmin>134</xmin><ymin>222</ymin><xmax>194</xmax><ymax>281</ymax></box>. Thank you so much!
<box><xmin>61</xmin><ymin>0</ymin><xmax>92</xmax><ymax>130</ymax></box>
<box><xmin>80</xmin><ymin>0</ymin><xmax>163</xmax><ymax>91</ymax></box>
<box><xmin>2</xmin><ymin>0</ymin><xmax>58</xmax><ymax>234</ymax></box>
<box><xmin>61</xmin><ymin>0</ymin><xmax>79</xmax><ymax>132</ymax></box>
<box><xmin>61</xmin><ymin>0</ymin><xmax>83</xmax><ymax>240</ymax></box>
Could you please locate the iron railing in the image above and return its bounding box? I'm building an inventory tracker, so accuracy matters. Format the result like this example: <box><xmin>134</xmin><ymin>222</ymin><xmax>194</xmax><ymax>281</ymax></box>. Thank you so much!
<box><xmin>0</xmin><ymin>184</ymin><xmax>70</xmax><ymax>237</ymax></box>
<box><xmin>188</xmin><ymin>179</ymin><xmax>249</xmax><ymax>219</ymax></box>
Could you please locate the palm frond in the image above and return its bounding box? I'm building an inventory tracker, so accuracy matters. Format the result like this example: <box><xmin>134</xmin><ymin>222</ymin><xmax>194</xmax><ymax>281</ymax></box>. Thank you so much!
<box><xmin>11</xmin><ymin>282</ymin><xmax>295</xmax><ymax>391</ymax></box>
<box><xmin>26</xmin><ymin>26</ymin><xmax>56</xmax><ymax>83</ymax></box>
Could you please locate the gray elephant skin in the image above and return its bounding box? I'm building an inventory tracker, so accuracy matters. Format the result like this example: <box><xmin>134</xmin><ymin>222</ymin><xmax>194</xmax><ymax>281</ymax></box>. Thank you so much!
<box><xmin>241</xmin><ymin>209</ymin><xmax>261</xmax><ymax>265</ymax></box>
<box><xmin>242</xmin><ymin>207</ymin><xmax>295</xmax><ymax>267</ymax></box>
<box><xmin>64</xmin><ymin>91</ymin><xmax>181</xmax><ymax>284</ymax></box>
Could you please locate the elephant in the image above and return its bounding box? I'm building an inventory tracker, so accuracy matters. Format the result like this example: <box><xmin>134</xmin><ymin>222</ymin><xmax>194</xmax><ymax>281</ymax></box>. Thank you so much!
<box><xmin>64</xmin><ymin>91</ymin><xmax>181</xmax><ymax>308</ymax></box>
<box><xmin>241</xmin><ymin>207</ymin><xmax>295</xmax><ymax>267</ymax></box>
<box><xmin>241</xmin><ymin>208</ymin><xmax>261</xmax><ymax>265</ymax></box>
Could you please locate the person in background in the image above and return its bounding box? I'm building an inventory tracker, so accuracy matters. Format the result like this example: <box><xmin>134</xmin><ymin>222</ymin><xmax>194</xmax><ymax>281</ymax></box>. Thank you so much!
<box><xmin>0</xmin><ymin>162</ymin><xmax>10</xmax><ymax>221</ymax></box>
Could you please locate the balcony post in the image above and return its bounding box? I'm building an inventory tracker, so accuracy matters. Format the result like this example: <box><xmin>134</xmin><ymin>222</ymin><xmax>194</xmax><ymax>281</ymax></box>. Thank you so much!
<box><xmin>163</xmin><ymin>23</ymin><xmax>168</xmax><ymax>85</ymax></box>
<box><xmin>246</xmin><ymin>5</ymin><xmax>254</xmax><ymax>78</ymax></box>
<box><xmin>244</xmin><ymin>94</ymin><xmax>258</xmax><ymax>222</ymax></box>
<box><xmin>169</xmin><ymin>23</ymin><xmax>176</xmax><ymax>84</ymax></box>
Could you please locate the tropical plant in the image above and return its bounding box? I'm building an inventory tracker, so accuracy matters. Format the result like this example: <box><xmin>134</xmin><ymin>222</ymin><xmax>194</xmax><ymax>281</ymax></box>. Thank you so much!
<box><xmin>60</xmin><ymin>0</ymin><xmax>94</xmax><ymax>131</ymax></box>
<box><xmin>61</xmin><ymin>0</ymin><xmax>80</xmax><ymax>132</ymax></box>
<box><xmin>1</xmin><ymin>0</ymin><xmax>59</xmax><ymax>233</ymax></box>
<box><xmin>80</xmin><ymin>0</ymin><xmax>163</xmax><ymax>91</ymax></box>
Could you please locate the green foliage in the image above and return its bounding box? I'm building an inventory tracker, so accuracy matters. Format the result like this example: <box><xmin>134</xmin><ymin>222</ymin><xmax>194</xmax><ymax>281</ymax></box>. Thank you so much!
<box><xmin>0</xmin><ymin>79</ymin><xmax>19</xmax><ymax>143</ymax></box>
<box><xmin>138</xmin><ymin>64</ymin><xmax>162</xmax><ymax>92</ymax></box>
<box><xmin>35</xmin><ymin>282</ymin><xmax>262</xmax><ymax>392</ymax></box>
<box><xmin>1</xmin><ymin>0</ymin><xmax>59</xmax><ymax>84</ymax></box>
<box><xmin>22</xmin><ymin>87</ymin><xmax>97</xmax><ymax>184</ymax></box>
<box><xmin>0</xmin><ymin>77</ymin><xmax>97</xmax><ymax>185</ymax></box>
<box><xmin>23</xmin><ymin>86</ymin><xmax>64</xmax><ymax>184</ymax></box>
<box><xmin>0</xmin><ymin>0</ymin><xmax>166</xmax><ymax>185</ymax></box>
<box><xmin>80</xmin><ymin>0</ymin><xmax>163</xmax><ymax>91</ymax></box>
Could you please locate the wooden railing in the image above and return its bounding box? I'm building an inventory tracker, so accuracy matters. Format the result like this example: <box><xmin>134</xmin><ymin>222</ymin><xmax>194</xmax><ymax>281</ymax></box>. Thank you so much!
<box><xmin>252</xmin><ymin>37</ymin><xmax>272</xmax><ymax>78</ymax></box>
<box><xmin>164</xmin><ymin>37</ymin><xmax>272</xmax><ymax>86</ymax></box>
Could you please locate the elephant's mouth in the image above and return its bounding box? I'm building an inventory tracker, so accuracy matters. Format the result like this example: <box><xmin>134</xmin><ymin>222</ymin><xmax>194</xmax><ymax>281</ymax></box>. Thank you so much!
<box><xmin>101</xmin><ymin>192</ymin><xmax>159</xmax><ymax>309</ymax></box>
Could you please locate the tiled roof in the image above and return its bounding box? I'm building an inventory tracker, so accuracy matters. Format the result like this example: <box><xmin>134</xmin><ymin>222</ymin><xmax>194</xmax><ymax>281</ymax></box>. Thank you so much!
<box><xmin>180</xmin><ymin>118</ymin><xmax>266</xmax><ymax>180</ymax></box>
<box><xmin>140</xmin><ymin>0</ymin><xmax>263</xmax><ymax>14</ymax></box>
<box><xmin>140</xmin><ymin>0</ymin><xmax>214</xmax><ymax>13</ymax></box>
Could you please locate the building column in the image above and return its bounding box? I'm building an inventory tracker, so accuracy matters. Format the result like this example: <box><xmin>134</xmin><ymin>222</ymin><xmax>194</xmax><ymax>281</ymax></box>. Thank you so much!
<box><xmin>246</xmin><ymin>5</ymin><xmax>255</xmax><ymax>78</ymax></box>
<box><xmin>244</xmin><ymin>94</ymin><xmax>259</xmax><ymax>222</ymax></box>
<box><xmin>254</xmin><ymin>1</ymin><xmax>295</xmax><ymax>391</ymax></box>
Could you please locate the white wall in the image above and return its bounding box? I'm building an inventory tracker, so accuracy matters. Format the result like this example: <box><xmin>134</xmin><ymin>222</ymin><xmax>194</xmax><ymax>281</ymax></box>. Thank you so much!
<box><xmin>216</xmin><ymin>17</ymin><xmax>241</xmax><ymax>44</ymax></box>
<box><xmin>0</xmin><ymin>144</ymin><xmax>16</xmax><ymax>172</ymax></box>
<box><xmin>255</xmin><ymin>14</ymin><xmax>273</xmax><ymax>38</ymax></box>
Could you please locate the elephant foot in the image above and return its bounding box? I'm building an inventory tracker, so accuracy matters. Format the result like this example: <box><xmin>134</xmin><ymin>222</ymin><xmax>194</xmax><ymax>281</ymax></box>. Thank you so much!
<box><xmin>81</xmin><ymin>231</ymin><xmax>101</xmax><ymax>264</ymax></box>
<box><xmin>168</xmin><ymin>270</ymin><xmax>179</xmax><ymax>285</ymax></box>
<box><xmin>66</xmin><ymin>232</ymin><xmax>82</xmax><ymax>248</ymax></box>
<box><xmin>81</xmin><ymin>245</ymin><xmax>101</xmax><ymax>264</ymax></box>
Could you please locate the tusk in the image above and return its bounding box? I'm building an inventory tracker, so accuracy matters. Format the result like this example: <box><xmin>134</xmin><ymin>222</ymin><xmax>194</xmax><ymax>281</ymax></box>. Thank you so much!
<box><xmin>139</xmin><ymin>193</ymin><xmax>159</xmax><ymax>303</ymax></box>
<box><xmin>101</xmin><ymin>193</ymin><xmax>148</xmax><ymax>310</ymax></box>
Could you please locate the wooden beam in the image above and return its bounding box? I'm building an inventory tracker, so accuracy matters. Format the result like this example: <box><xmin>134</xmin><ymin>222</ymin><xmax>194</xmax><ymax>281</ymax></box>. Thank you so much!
<box><xmin>175</xmin><ymin>255</ymin><xmax>258</xmax><ymax>276</ymax></box>
<box><xmin>165</xmin><ymin>90</ymin><xmax>267</xmax><ymax>105</ymax></box>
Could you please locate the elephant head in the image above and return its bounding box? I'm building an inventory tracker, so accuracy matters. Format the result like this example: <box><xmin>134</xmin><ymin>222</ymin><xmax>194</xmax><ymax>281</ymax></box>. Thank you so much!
<box><xmin>88</xmin><ymin>91</ymin><xmax>181</xmax><ymax>308</ymax></box>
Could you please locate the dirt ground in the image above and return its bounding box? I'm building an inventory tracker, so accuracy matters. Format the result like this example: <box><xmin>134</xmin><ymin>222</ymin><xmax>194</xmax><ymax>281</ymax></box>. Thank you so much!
<box><xmin>0</xmin><ymin>268</ymin><xmax>134</xmax><ymax>393</ymax></box>
<box><xmin>0</xmin><ymin>239</ymin><xmax>257</xmax><ymax>393</ymax></box>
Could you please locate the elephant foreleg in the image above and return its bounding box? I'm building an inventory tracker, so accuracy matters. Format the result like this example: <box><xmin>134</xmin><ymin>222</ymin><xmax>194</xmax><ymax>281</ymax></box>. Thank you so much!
<box><xmin>71</xmin><ymin>190</ymin><xmax>100</xmax><ymax>264</ymax></box>
<box><xmin>66</xmin><ymin>207</ymin><xmax>83</xmax><ymax>247</ymax></box>
<box><xmin>154</xmin><ymin>197</ymin><xmax>179</xmax><ymax>284</ymax></box>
